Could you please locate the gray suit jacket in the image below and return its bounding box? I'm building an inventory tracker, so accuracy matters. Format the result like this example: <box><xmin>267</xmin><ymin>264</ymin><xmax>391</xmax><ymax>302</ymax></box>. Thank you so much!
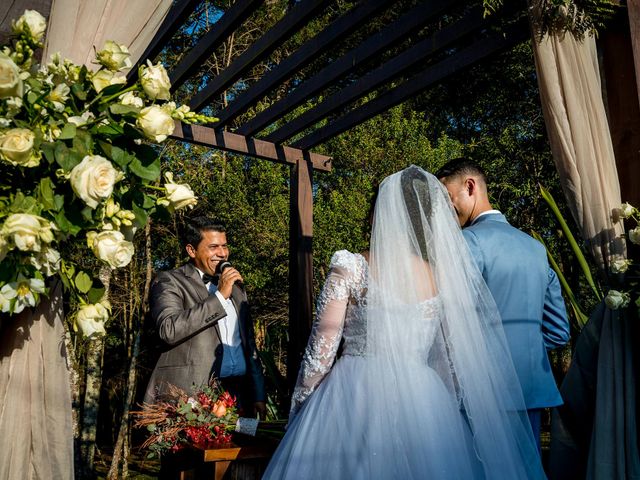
<box><xmin>143</xmin><ymin>262</ymin><xmax>265</xmax><ymax>403</ymax></box>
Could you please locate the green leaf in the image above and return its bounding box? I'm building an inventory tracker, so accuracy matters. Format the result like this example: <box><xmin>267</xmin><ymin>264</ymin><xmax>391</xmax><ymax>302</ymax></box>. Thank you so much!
<box><xmin>54</xmin><ymin>210</ymin><xmax>83</xmax><ymax>235</ymax></box>
<box><xmin>41</xmin><ymin>142</ymin><xmax>56</xmax><ymax>165</ymax></box>
<box><xmin>37</xmin><ymin>178</ymin><xmax>56</xmax><ymax>211</ymax></box>
<box><xmin>74</xmin><ymin>271</ymin><xmax>92</xmax><ymax>294</ymax></box>
<box><xmin>99</xmin><ymin>84</ymin><xmax>126</xmax><ymax>97</ymax></box>
<box><xmin>58</xmin><ymin>123</ymin><xmax>77</xmax><ymax>140</ymax></box>
<box><xmin>142</xmin><ymin>193</ymin><xmax>156</xmax><ymax>209</ymax></box>
<box><xmin>129</xmin><ymin>155</ymin><xmax>161</xmax><ymax>181</ymax></box>
<box><xmin>9</xmin><ymin>193</ymin><xmax>40</xmax><ymax>214</ymax></box>
<box><xmin>96</xmin><ymin>123</ymin><xmax>125</xmax><ymax>137</ymax></box>
<box><xmin>185</xmin><ymin>412</ymin><xmax>197</xmax><ymax>421</ymax></box>
<box><xmin>71</xmin><ymin>83</ymin><xmax>87</xmax><ymax>101</ymax></box>
<box><xmin>131</xmin><ymin>201</ymin><xmax>149</xmax><ymax>228</ymax></box>
<box><xmin>110</xmin><ymin>104</ymin><xmax>140</xmax><ymax>116</ymax></box>
<box><xmin>73</xmin><ymin>130</ymin><xmax>93</xmax><ymax>157</ymax></box>
<box><xmin>98</xmin><ymin>140</ymin><xmax>134</xmax><ymax>168</ymax></box>
<box><xmin>87</xmin><ymin>286</ymin><xmax>106</xmax><ymax>304</ymax></box>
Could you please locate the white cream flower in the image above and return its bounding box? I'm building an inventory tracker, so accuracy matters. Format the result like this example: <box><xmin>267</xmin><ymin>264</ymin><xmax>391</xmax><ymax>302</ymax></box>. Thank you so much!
<box><xmin>140</xmin><ymin>60</ymin><xmax>171</xmax><ymax>100</ymax></box>
<box><xmin>629</xmin><ymin>227</ymin><xmax>640</xmax><ymax>245</ymax></box>
<box><xmin>0</xmin><ymin>53</ymin><xmax>24</xmax><ymax>99</ymax></box>
<box><xmin>70</xmin><ymin>155</ymin><xmax>121</xmax><ymax>208</ymax></box>
<box><xmin>2</xmin><ymin>213</ymin><xmax>54</xmax><ymax>252</ymax></box>
<box><xmin>0</xmin><ymin>128</ymin><xmax>39</xmax><ymax>167</ymax></box>
<box><xmin>46</xmin><ymin>83</ymin><xmax>70</xmax><ymax>112</ymax></box>
<box><xmin>158</xmin><ymin>172</ymin><xmax>197</xmax><ymax>213</ymax></box>
<box><xmin>604</xmin><ymin>290</ymin><xmax>630</xmax><ymax>310</ymax></box>
<box><xmin>611</xmin><ymin>258</ymin><xmax>633</xmax><ymax>274</ymax></box>
<box><xmin>137</xmin><ymin>105</ymin><xmax>174</xmax><ymax>142</ymax></box>
<box><xmin>67</xmin><ymin>111</ymin><xmax>95</xmax><ymax>127</ymax></box>
<box><xmin>118</xmin><ymin>91</ymin><xmax>143</xmax><ymax>108</ymax></box>
<box><xmin>12</xmin><ymin>10</ymin><xmax>47</xmax><ymax>41</ymax></box>
<box><xmin>0</xmin><ymin>283</ymin><xmax>17</xmax><ymax>312</ymax></box>
<box><xmin>96</xmin><ymin>41</ymin><xmax>132</xmax><ymax>71</ymax></box>
<box><xmin>88</xmin><ymin>230</ymin><xmax>134</xmax><ymax>268</ymax></box>
<box><xmin>75</xmin><ymin>302</ymin><xmax>110</xmax><ymax>338</ymax></box>
<box><xmin>91</xmin><ymin>69</ymin><xmax>126</xmax><ymax>93</ymax></box>
<box><xmin>620</xmin><ymin>202</ymin><xmax>635</xmax><ymax>219</ymax></box>
<box><xmin>29</xmin><ymin>246</ymin><xmax>61</xmax><ymax>276</ymax></box>
<box><xmin>0</xmin><ymin>236</ymin><xmax>8</xmax><ymax>263</ymax></box>
<box><xmin>11</xmin><ymin>275</ymin><xmax>46</xmax><ymax>314</ymax></box>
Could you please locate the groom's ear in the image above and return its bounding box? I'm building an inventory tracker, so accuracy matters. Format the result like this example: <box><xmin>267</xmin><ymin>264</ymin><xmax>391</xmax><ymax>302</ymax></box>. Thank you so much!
<box><xmin>464</xmin><ymin>177</ymin><xmax>476</xmax><ymax>196</ymax></box>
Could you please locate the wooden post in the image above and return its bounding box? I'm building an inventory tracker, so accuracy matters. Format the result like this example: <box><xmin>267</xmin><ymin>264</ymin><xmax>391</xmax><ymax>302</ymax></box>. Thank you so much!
<box><xmin>287</xmin><ymin>157</ymin><xmax>314</xmax><ymax>393</ymax></box>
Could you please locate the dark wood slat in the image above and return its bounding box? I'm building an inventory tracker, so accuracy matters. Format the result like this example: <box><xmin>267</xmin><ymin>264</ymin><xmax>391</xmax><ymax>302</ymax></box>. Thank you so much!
<box><xmin>287</xmin><ymin>158</ymin><xmax>314</xmax><ymax>392</ymax></box>
<box><xmin>127</xmin><ymin>0</ymin><xmax>201</xmax><ymax>83</ymax></box>
<box><xmin>293</xmin><ymin>22</ymin><xmax>529</xmax><ymax>149</ymax></box>
<box><xmin>214</xmin><ymin>0</ymin><xmax>390</xmax><ymax>128</ymax></box>
<box><xmin>170</xmin><ymin>121</ymin><xmax>332</xmax><ymax>171</ymax></box>
<box><xmin>235</xmin><ymin>0</ymin><xmax>458</xmax><ymax>137</ymax></box>
<box><xmin>189</xmin><ymin>0</ymin><xmax>328</xmax><ymax>111</ymax></box>
<box><xmin>169</xmin><ymin>0</ymin><xmax>264</xmax><ymax>91</ymax></box>
<box><xmin>266</xmin><ymin>5</ymin><xmax>485</xmax><ymax>144</ymax></box>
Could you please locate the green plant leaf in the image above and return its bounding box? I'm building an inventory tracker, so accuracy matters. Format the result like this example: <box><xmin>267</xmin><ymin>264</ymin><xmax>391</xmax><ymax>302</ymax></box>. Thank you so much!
<box><xmin>74</xmin><ymin>271</ymin><xmax>92</xmax><ymax>294</ymax></box>
<box><xmin>98</xmin><ymin>140</ymin><xmax>134</xmax><ymax>168</ymax></box>
<box><xmin>110</xmin><ymin>104</ymin><xmax>140</xmax><ymax>116</ymax></box>
<box><xmin>129</xmin><ymin>155</ymin><xmax>161</xmax><ymax>181</ymax></box>
<box><xmin>41</xmin><ymin>142</ymin><xmax>56</xmax><ymax>164</ymax></box>
<box><xmin>58</xmin><ymin>123</ymin><xmax>77</xmax><ymax>140</ymax></box>
<box><xmin>96</xmin><ymin>123</ymin><xmax>125</xmax><ymax>137</ymax></box>
<box><xmin>71</xmin><ymin>83</ymin><xmax>87</xmax><ymax>101</ymax></box>
<box><xmin>539</xmin><ymin>184</ymin><xmax>602</xmax><ymax>300</ymax></box>
<box><xmin>37</xmin><ymin>178</ymin><xmax>56</xmax><ymax>211</ymax></box>
<box><xmin>87</xmin><ymin>286</ymin><xmax>106</xmax><ymax>304</ymax></box>
<box><xmin>73</xmin><ymin>129</ymin><xmax>93</xmax><ymax>157</ymax></box>
<box><xmin>131</xmin><ymin>201</ymin><xmax>149</xmax><ymax>228</ymax></box>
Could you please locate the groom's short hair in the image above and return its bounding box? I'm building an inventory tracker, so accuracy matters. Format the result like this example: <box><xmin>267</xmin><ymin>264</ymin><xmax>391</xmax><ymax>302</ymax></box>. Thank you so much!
<box><xmin>435</xmin><ymin>158</ymin><xmax>487</xmax><ymax>184</ymax></box>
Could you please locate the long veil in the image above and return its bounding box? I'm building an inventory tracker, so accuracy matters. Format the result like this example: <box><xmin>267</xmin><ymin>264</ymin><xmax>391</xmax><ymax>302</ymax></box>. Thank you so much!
<box><xmin>365</xmin><ymin>165</ymin><xmax>545</xmax><ymax>479</ymax></box>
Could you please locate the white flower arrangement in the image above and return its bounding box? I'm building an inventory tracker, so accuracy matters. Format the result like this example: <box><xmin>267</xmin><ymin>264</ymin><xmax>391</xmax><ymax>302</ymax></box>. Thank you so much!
<box><xmin>0</xmin><ymin>10</ymin><xmax>216</xmax><ymax>333</ymax></box>
<box><xmin>610</xmin><ymin>202</ymin><xmax>640</xmax><ymax>314</ymax></box>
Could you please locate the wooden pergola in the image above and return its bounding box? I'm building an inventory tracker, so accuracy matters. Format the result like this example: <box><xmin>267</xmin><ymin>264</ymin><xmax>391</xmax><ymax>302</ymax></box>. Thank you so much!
<box><xmin>127</xmin><ymin>0</ymin><xmax>540</xmax><ymax>387</ymax></box>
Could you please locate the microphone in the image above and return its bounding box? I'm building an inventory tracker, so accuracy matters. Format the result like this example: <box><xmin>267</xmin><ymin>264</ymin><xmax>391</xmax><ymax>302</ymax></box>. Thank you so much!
<box><xmin>215</xmin><ymin>261</ymin><xmax>244</xmax><ymax>289</ymax></box>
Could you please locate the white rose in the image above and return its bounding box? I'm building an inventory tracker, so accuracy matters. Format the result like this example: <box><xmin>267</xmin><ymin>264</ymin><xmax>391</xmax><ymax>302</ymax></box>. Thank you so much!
<box><xmin>137</xmin><ymin>105</ymin><xmax>174</xmax><ymax>142</ymax></box>
<box><xmin>2</xmin><ymin>213</ymin><xmax>53</xmax><ymax>252</ymax></box>
<box><xmin>611</xmin><ymin>258</ymin><xmax>632</xmax><ymax>274</ymax></box>
<box><xmin>91</xmin><ymin>70</ymin><xmax>126</xmax><ymax>93</ymax></box>
<box><xmin>159</xmin><ymin>172</ymin><xmax>197</xmax><ymax>212</ymax></box>
<box><xmin>140</xmin><ymin>60</ymin><xmax>171</xmax><ymax>100</ymax></box>
<box><xmin>76</xmin><ymin>302</ymin><xmax>109</xmax><ymax>338</ymax></box>
<box><xmin>629</xmin><ymin>227</ymin><xmax>640</xmax><ymax>245</ymax></box>
<box><xmin>604</xmin><ymin>290</ymin><xmax>630</xmax><ymax>310</ymax></box>
<box><xmin>90</xmin><ymin>230</ymin><xmax>134</xmax><ymax>268</ymax></box>
<box><xmin>96</xmin><ymin>40</ymin><xmax>132</xmax><ymax>71</ymax></box>
<box><xmin>0</xmin><ymin>128</ymin><xmax>39</xmax><ymax>167</ymax></box>
<box><xmin>70</xmin><ymin>155</ymin><xmax>120</xmax><ymax>208</ymax></box>
<box><xmin>67</xmin><ymin>111</ymin><xmax>95</xmax><ymax>127</ymax></box>
<box><xmin>0</xmin><ymin>54</ymin><xmax>24</xmax><ymax>99</ymax></box>
<box><xmin>119</xmin><ymin>91</ymin><xmax>143</xmax><ymax>108</ymax></box>
<box><xmin>12</xmin><ymin>10</ymin><xmax>47</xmax><ymax>41</ymax></box>
<box><xmin>620</xmin><ymin>202</ymin><xmax>635</xmax><ymax>219</ymax></box>
<box><xmin>29</xmin><ymin>246</ymin><xmax>61</xmax><ymax>276</ymax></box>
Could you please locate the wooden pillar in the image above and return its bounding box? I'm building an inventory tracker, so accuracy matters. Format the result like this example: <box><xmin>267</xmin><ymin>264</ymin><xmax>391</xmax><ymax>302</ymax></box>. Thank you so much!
<box><xmin>599</xmin><ymin>6</ymin><xmax>640</xmax><ymax>209</ymax></box>
<box><xmin>287</xmin><ymin>157</ymin><xmax>314</xmax><ymax>392</ymax></box>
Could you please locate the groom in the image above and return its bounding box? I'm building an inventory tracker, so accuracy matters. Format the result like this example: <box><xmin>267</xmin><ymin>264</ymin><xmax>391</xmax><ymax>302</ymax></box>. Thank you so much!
<box><xmin>437</xmin><ymin>158</ymin><xmax>570</xmax><ymax>448</ymax></box>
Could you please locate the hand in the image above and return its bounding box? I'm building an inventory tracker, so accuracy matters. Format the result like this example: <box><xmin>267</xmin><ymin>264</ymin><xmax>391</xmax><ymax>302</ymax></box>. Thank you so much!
<box><xmin>254</xmin><ymin>401</ymin><xmax>267</xmax><ymax>420</ymax></box>
<box><xmin>217</xmin><ymin>267</ymin><xmax>243</xmax><ymax>299</ymax></box>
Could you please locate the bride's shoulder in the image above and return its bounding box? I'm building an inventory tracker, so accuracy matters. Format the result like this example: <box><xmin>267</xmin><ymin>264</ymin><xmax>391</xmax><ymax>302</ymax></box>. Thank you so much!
<box><xmin>329</xmin><ymin>250</ymin><xmax>366</xmax><ymax>272</ymax></box>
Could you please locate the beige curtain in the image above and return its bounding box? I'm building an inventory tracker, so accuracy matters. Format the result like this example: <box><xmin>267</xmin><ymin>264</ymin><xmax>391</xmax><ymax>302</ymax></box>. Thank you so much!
<box><xmin>531</xmin><ymin>32</ymin><xmax>626</xmax><ymax>273</ymax></box>
<box><xmin>0</xmin><ymin>282</ymin><xmax>73</xmax><ymax>480</ymax></box>
<box><xmin>43</xmin><ymin>0</ymin><xmax>172</xmax><ymax>68</ymax></box>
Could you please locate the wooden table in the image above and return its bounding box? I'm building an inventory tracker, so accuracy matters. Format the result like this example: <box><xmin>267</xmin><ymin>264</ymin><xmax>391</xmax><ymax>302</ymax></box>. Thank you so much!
<box><xmin>161</xmin><ymin>436</ymin><xmax>278</xmax><ymax>480</ymax></box>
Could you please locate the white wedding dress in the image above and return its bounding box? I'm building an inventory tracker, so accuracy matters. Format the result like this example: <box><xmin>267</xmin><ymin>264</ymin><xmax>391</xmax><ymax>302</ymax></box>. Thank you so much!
<box><xmin>263</xmin><ymin>250</ymin><xmax>480</xmax><ymax>479</ymax></box>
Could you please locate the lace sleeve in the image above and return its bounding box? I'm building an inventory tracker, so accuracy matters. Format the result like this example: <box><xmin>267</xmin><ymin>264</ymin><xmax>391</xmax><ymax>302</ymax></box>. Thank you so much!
<box><xmin>289</xmin><ymin>252</ymin><xmax>355</xmax><ymax>419</ymax></box>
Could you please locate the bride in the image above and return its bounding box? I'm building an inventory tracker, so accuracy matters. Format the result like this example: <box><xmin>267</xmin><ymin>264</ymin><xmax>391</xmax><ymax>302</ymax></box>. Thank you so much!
<box><xmin>263</xmin><ymin>165</ymin><xmax>545</xmax><ymax>479</ymax></box>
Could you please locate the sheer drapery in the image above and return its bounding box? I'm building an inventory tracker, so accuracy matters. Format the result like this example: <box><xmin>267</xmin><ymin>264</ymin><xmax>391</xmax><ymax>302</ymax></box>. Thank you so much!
<box><xmin>0</xmin><ymin>281</ymin><xmax>73</xmax><ymax>480</ymax></box>
<box><xmin>43</xmin><ymin>0</ymin><xmax>172</xmax><ymax>68</ymax></box>
<box><xmin>531</xmin><ymin>23</ymin><xmax>639</xmax><ymax>480</ymax></box>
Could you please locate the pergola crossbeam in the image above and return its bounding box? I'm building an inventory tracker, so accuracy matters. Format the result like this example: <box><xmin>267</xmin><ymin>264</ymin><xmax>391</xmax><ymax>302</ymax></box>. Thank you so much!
<box><xmin>235</xmin><ymin>0</ymin><xmax>458</xmax><ymax>137</ymax></box>
<box><xmin>213</xmin><ymin>0</ymin><xmax>390</xmax><ymax>128</ymax></box>
<box><xmin>188</xmin><ymin>0</ymin><xmax>328</xmax><ymax>112</ymax></box>
<box><xmin>293</xmin><ymin>21</ymin><xmax>530</xmax><ymax>149</ymax></box>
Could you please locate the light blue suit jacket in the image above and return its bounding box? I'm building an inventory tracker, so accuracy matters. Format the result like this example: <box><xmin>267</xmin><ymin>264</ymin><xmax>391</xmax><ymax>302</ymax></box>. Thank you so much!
<box><xmin>463</xmin><ymin>212</ymin><xmax>569</xmax><ymax>409</ymax></box>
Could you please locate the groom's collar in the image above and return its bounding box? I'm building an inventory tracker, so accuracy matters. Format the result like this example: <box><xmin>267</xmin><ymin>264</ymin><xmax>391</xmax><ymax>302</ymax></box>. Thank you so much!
<box><xmin>470</xmin><ymin>210</ymin><xmax>504</xmax><ymax>226</ymax></box>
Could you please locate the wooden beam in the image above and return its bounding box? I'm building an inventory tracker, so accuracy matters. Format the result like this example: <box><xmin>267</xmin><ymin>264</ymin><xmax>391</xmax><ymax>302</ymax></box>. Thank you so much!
<box><xmin>127</xmin><ymin>0</ymin><xmax>201</xmax><ymax>83</ymax></box>
<box><xmin>293</xmin><ymin>21</ymin><xmax>529</xmax><ymax>149</ymax></box>
<box><xmin>287</xmin><ymin>158</ymin><xmax>314</xmax><ymax>392</ymax></box>
<box><xmin>265</xmin><ymin>4</ymin><xmax>486</xmax><ymax>144</ymax></box>
<box><xmin>189</xmin><ymin>0</ymin><xmax>328</xmax><ymax>112</ymax></box>
<box><xmin>214</xmin><ymin>0</ymin><xmax>390</xmax><ymax>128</ymax></box>
<box><xmin>168</xmin><ymin>0</ymin><xmax>265</xmax><ymax>91</ymax></box>
<box><xmin>170</xmin><ymin>121</ymin><xmax>332</xmax><ymax>171</ymax></box>
<box><xmin>235</xmin><ymin>0</ymin><xmax>457</xmax><ymax>137</ymax></box>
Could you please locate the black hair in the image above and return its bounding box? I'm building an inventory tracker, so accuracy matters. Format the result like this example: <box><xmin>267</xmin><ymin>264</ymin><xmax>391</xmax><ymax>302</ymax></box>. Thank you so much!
<box><xmin>435</xmin><ymin>157</ymin><xmax>487</xmax><ymax>184</ymax></box>
<box><xmin>180</xmin><ymin>217</ymin><xmax>226</xmax><ymax>250</ymax></box>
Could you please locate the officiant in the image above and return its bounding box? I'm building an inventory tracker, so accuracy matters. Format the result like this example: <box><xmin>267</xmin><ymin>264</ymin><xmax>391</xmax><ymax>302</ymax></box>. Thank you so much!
<box><xmin>143</xmin><ymin>216</ymin><xmax>266</xmax><ymax>418</ymax></box>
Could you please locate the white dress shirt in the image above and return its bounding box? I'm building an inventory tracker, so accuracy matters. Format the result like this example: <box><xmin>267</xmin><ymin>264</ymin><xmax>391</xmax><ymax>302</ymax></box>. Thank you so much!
<box><xmin>196</xmin><ymin>268</ymin><xmax>247</xmax><ymax>377</ymax></box>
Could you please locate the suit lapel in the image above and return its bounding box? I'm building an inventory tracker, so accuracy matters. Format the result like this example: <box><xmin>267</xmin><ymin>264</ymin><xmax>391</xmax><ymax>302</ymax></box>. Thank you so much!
<box><xmin>230</xmin><ymin>286</ymin><xmax>248</xmax><ymax>346</ymax></box>
<box><xmin>180</xmin><ymin>262</ymin><xmax>222</xmax><ymax>338</ymax></box>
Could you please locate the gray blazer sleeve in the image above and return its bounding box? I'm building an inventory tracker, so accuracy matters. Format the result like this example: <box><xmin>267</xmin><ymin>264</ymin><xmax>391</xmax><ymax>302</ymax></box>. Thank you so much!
<box><xmin>150</xmin><ymin>272</ymin><xmax>228</xmax><ymax>346</ymax></box>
